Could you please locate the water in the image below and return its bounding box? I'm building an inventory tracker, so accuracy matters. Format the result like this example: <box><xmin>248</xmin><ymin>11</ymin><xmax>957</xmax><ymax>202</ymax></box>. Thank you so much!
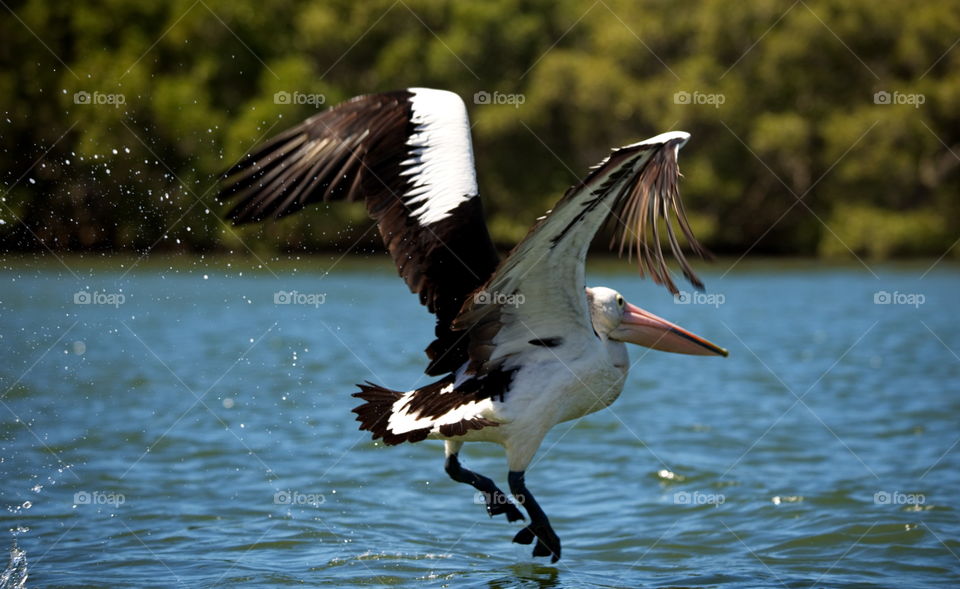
<box><xmin>1</xmin><ymin>256</ymin><xmax>958</xmax><ymax>587</ymax></box>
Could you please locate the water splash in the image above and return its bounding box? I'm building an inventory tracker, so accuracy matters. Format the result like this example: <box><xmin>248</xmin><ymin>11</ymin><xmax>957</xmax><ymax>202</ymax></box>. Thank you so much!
<box><xmin>0</xmin><ymin>542</ymin><xmax>28</xmax><ymax>589</ymax></box>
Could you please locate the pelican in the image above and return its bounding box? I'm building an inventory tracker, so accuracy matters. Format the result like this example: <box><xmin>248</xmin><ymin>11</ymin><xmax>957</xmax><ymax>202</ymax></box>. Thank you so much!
<box><xmin>220</xmin><ymin>88</ymin><xmax>727</xmax><ymax>562</ymax></box>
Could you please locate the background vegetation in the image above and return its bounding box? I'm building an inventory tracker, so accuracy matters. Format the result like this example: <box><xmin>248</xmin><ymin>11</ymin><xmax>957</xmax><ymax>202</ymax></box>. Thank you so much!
<box><xmin>1</xmin><ymin>0</ymin><xmax>958</xmax><ymax>259</ymax></box>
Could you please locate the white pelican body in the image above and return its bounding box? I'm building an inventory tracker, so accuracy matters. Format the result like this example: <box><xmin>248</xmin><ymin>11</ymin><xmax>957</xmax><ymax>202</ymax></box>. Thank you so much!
<box><xmin>430</xmin><ymin>318</ymin><xmax>630</xmax><ymax>468</ymax></box>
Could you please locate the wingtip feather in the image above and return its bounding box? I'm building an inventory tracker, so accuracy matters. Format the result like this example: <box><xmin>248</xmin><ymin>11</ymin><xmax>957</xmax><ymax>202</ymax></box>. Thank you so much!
<box><xmin>608</xmin><ymin>133</ymin><xmax>711</xmax><ymax>295</ymax></box>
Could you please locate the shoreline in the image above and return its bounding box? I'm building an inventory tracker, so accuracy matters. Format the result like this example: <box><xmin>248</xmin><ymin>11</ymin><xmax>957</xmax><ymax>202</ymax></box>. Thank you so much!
<box><xmin>0</xmin><ymin>251</ymin><xmax>955</xmax><ymax>275</ymax></box>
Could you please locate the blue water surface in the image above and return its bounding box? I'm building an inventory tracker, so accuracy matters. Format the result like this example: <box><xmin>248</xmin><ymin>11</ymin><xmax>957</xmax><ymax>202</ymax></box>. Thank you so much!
<box><xmin>1</xmin><ymin>256</ymin><xmax>958</xmax><ymax>587</ymax></box>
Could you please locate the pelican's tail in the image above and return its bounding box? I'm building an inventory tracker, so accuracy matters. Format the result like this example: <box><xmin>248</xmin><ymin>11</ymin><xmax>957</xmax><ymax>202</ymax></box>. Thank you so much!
<box><xmin>351</xmin><ymin>383</ymin><xmax>412</xmax><ymax>445</ymax></box>
<box><xmin>351</xmin><ymin>377</ymin><xmax>499</xmax><ymax>446</ymax></box>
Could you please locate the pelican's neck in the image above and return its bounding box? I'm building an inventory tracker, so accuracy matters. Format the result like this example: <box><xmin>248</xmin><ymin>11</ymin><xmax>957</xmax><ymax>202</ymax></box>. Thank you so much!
<box><xmin>606</xmin><ymin>338</ymin><xmax>629</xmax><ymax>373</ymax></box>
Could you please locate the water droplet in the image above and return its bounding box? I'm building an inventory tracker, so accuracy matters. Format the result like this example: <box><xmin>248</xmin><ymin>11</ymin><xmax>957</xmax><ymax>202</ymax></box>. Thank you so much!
<box><xmin>657</xmin><ymin>469</ymin><xmax>684</xmax><ymax>481</ymax></box>
<box><xmin>771</xmin><ymin>495</ymin><xmax>803</xmax><ymax>505</ymax></box>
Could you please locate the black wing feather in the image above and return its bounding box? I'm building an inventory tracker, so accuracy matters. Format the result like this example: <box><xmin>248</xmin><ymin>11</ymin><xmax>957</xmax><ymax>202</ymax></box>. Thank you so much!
<box><xmin>220</xmin><ymin>90</ymin><xmax>500</xmax><ymax>375</ymax></box>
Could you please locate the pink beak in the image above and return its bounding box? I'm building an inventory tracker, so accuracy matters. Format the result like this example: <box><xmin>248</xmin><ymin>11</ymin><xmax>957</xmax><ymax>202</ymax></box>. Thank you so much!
<box><xmin>610</xmin><ymin>302</ymin><xmax>728</xmax><ymax>357</ymax></box>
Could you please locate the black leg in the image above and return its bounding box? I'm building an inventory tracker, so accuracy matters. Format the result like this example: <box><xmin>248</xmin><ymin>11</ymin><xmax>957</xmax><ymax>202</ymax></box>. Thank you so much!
<box><xmin>445</xmin><ymin>454</ymin><xmax>524</xmax><ymax>522</ymax></box>
<box><xmin>508</xmin><ymin>470</ymin><xmax>561</xmax><ymax>563</ymax></box>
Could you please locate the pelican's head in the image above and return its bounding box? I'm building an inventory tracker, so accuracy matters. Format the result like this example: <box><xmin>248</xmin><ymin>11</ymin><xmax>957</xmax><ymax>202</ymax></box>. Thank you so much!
<box><xmin>586</xmin><ymin>286</ymin><xmax>728</xmax><ymax>357</ymax></box>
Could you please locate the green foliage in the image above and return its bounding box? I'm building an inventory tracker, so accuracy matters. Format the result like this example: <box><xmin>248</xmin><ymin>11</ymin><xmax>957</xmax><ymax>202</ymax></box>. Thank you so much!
<box><xmin>820</xmin><ymin>203</ymin><xmax>949</xmax><ymax>258</ymax></box>
<box><xmin>0</xmin><ymin>0</ymin><xmax>957</xmax><ymax>258</ymax></box>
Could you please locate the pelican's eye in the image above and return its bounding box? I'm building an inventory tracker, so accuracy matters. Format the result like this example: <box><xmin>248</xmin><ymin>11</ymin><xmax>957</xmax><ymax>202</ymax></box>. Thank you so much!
<box><xmin>616</xmin><ymin>295</ymin><xmax>624</xmax><ymax>308</ymax></box>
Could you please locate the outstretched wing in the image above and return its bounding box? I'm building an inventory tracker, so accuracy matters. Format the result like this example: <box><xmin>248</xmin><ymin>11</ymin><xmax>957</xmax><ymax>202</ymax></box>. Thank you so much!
<box><xmin>454</xmin><ymin>132</ymin><xmax>709</xmax><ymax>376</ymax></box>
<box><xmin>220</xmin><ymin>88</ymin><xmax>499</xmax><ymax>375</ymax></box>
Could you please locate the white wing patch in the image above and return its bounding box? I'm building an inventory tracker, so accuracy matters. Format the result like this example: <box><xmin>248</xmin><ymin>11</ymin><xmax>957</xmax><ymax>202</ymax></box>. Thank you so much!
<box><xmin>622</xmin><ymin>130</ymin><xmax>690</xmax><ymax>148</ymax></box>
<box><xmin>386</xmin><ymin>382</ymin><xmax>491</xmax><ymax>435</ymax></box>
<box><xmin>402</xmin><ymin>88</ymin><xmax>478</xmax><ymax>226</ymax></box>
